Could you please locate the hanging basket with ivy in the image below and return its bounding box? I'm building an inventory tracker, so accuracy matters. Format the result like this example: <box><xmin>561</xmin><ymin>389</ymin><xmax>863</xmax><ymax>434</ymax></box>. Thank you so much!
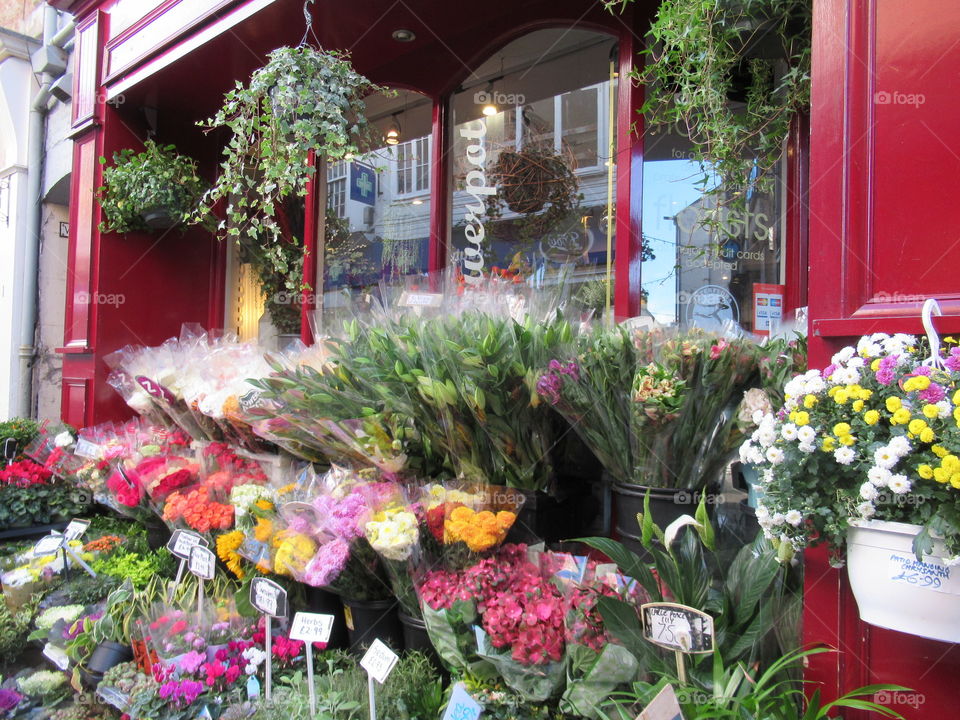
<box><xmin>96</xmin><ymin>141</ymin><xmax>207</xmax><ymax>234</ymax></box>
<box><xmin>199</xmin><ymin>45</ymin><xmax>389</xmax><ymax>299</ymax></box>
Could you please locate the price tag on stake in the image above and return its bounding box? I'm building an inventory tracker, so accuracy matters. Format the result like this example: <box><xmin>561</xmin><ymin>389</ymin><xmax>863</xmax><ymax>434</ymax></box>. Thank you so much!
<box><xmin>289</xmin><ymin>612</ymin><xmax>335</xmax><ymax>644</ymax></box>
<box><xmin>250</xmin><ymin>577</ymin><xmax>288</xmax><ymax>617</ymax></box>
<box><xmin>34</xmin><ymin>534</ymin><xmax>64</xmax><ymax>557</ymax></box>
<box><xmin>188</xmin><ymin>545</ymin><xmax>216</xmax><ymax>580</ymax></box>
<box><xmin>443</xmin><ymin>683</ymin><xmax>483</xmax><ymax>720</ymax></box>
<box><xmin>641</xmin><ymin>602</ymin><xmax>715</xmax><ymax>654</ymax></box>
<box><xmin>167</xmin><ymin>529</ymin><xmax>209</xmax><ymax>560</ymax></box>
<box><xmin>63</xmin><ymin>518</ymin><xmax>90</xmax><ymax>542</ymax></box>
<box><xmin>360</xmin><ymin>639</ymin><xmax>400</xmax><ymax>684</ymax></box>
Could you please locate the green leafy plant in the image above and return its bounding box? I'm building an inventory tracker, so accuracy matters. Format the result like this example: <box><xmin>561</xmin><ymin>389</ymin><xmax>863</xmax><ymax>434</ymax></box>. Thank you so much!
<box><xmin>90</xmin><ymin>579</ymin><xmax>136</xmax><ymax>646</ymax></box>
<box><xmin>91</xmin><ymin>549</ymin><xmax>176</xmax><ymax>589</ymax></box>
<box><xmin>576</xmin><ymin>494</ymin><xmax>801</xmax><ymax>684</ymax></box>
<box><xmin>0</xmin><ymin>594</ymin><xmax>38</xmax><ymax>669</ymax></box>
<box><xmin>607</xmin><ymin>0</ymin><xmax>810</xmax><ymax>217</ymax></box>
<box><xmin>200</xmin><ymin>45</ymin><xmax>390</xmax><ymax>310</ymax></box>
<box><xmin>0</xmin><ymin>482</ymin><xmax>88</xmax><ymax>530</ymax></box>
<box><xmin>0</xmin><ymin>417</ymin><xmax>40</xmax><ymax>459</ymax></box>
<box><xmin>97</xmin><ymin>140</ymin><xmax>208</xmax><ymax>234</ymax></box>
<box><xmin>605</xmin><ymin>648</ymin><xmax>907</xmax><ymax>720</ymax></box>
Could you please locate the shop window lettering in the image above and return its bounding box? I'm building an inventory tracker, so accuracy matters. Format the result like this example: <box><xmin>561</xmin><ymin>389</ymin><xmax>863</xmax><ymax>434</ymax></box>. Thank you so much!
<box><xmin>459</xmin><ymin>120</ymin><xmax>497</xmax><ymax>284</ymax></box>
<box><xmin>676</xmin><ymin>207</ymin><xmax>773</xmax><ymax>242</ymax></box>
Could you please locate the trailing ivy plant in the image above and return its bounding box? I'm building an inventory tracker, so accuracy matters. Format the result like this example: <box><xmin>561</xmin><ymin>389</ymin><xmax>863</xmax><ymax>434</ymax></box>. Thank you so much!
<box><xmin>606</xmin><ymin>0</ymin><xmax>811</xmax><ymax>200</ymax></box>
<box><xmin>97</xmin><ymin>140</ymin><xmax>208</xmax><ymax>233</ymax></box>
<box><xmin>200</xmin><ymin>45</ymin><xmax>390</xmax><ymax>303</ymax></box>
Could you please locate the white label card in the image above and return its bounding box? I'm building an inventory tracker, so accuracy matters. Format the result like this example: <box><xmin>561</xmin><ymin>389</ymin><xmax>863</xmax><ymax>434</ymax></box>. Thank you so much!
<box><xmin>250</xmin><ymin>577</ymin><xmax>288</xmax><ymax>617</ymax></box>
<box><xmin>188</xmin><ymin>545</ymin><xmax>216</xmax><ymax>580</ymax></box>
<box><xmin>442</xmin><ymin>683</ymin><xmax>483</xmax><ymax>720</ymax></box>
<box><xmin>289</xmin><ymin>612</ymin><xmax>335</xmax><ymax>644</ymax></box>
<box><xmin>34</xmin><ymin>534</ymin><xmax>64</xmax><ymax>557</ymax></box>
<box><xmin>636</xmin><ymin>684</ymin><xmax>684</xmax><ymax>720</ymax></box>
<box><xmin>888</xmin><ymin>553</ymin><xmax>960</xmax><ymax>595</ymax></box>
<box><xmin>63</xmin><ymin>519</ymin><xmax>90</xmax><ymax>542</ymax></box>
<box><xmin>641</xmin><ymin>602</ymin><xmax>715</xmax><ymax>654</ymax></box>
<box><xmin>43</xmin><ymin>643</ymin><xmax>70</xmax><ymax>671</ymax></box>
<box><xmin>73</xmin><ymin>438</ymin><xmax>101</xmax><ymax>459</ymax></box>
<box><xmin>167</xmin><ymin>529</ymin><xmax>209</xmax><ymax>560</ymax></box>
<box><xmin>399</xmin><ymin>291</ymin><xmax>444</xmax><ymax>308</ymax></box>
<box><xmin>360</xmin><ymin>639</ymin><xmax>399</xmax><ymax>684</ymax></box>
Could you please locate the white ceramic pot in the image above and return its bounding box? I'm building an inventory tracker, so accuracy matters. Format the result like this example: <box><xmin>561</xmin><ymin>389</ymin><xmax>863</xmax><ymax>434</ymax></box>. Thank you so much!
<box><xmin>846</xmin><ymin>519</ymin><xmax>960</xmax><ymax>643</ymax></box>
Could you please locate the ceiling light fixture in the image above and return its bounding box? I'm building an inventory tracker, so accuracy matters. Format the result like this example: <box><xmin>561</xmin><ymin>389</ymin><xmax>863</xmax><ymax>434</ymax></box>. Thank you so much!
<box><xmin>385</xmin><ymin>113</ymin><xmax>401</xmax><ymax>145</ymax></box>
<box><xmin>392</xmin><ymin>28</ymin><xmax>416</xmax><ymax>42</ymax></box>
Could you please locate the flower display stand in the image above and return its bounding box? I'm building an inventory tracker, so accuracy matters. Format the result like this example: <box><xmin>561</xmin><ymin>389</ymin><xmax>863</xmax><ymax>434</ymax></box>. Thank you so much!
<box><xmin>846</xmin><ymin>519</ymin><xmax>960</xmax><ymax>643</ymax></box>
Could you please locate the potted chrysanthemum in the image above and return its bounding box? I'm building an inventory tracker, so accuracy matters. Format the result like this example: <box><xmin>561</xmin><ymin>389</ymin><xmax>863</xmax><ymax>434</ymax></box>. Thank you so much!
<box><xmin>742</xmin><ymin>330</ymin><xmax>960</xmax><ymax>643</ymax></box>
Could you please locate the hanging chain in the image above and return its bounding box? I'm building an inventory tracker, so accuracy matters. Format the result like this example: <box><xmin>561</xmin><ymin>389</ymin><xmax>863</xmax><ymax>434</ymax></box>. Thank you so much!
<box><xmin>300</xmin><ymin>0</ymin><xmax>317</xmax><ymax>48</ymax></box>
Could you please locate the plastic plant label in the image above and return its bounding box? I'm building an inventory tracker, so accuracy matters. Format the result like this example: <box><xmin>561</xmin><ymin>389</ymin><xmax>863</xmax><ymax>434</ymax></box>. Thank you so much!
<box><xmin>73</xmin><ymin>438</ymin><xmax>101</xmax><ymax>459</ymax></box>
<box><xmin>635</xmin><ymin>684</ymin><xmax>684</xmax><ymax>720</ymax></box>
<box><xmin>443</xmin><ymin>683</ymin><xmax>483</xmax><ymax>720</ymax></box>
<box><xmin>239</xmin><ymin>389</ymin><xmax>262</xmax><ymax>411</ymax></box>
<box><xmin>136</xmin><ymin>375</ymin><xmax>175</xmax><ymax>403</ymax></box>
<box><xmin>247</xmin><ymin>676</ymin><xmax>261</xmax><ymax>700</ymax></box>
<box><xmin>43</xmin><ymin>643</ymin><xmax>70</xmax><ymax>671</ymax></box>
<box><xmin>473</xmin><ymin>625</ymin><xmax>489</xmax><ymax>654</ymax></box>
<box><xmin>399</xmin><ymin>291</ymin><xmax>444</xmax><ymax>308</ymax></box>
<box><xmin>33</xmin><ymin>534</ymin><xmax>64</xmax><ymax>557</ymax></box>
<box><xmin>343</xmin><ymin>604</ymin><xmax>354</xmax><ymax>631</ymax></box>
<box><xmin>250</xmin><ymin>577</ymin><xmax>288</xmax><ymax>617</ymax></box>
<box><xmin>188</xmin><ymin>545</ymin><xmax>216</xmax><ymax>580</ymax></box>
<box><xmin>63</xmin><ymin>518</ymin><xmax>91</xmax><ymax>542</ymax></box>
<box><xmin>360</xmin><ymin>639</ymin><xmax>400</xmax><ymax>684</ymax></box>
<box><xmin>289</xmin><ymin>612</ymin><xmax>335</xmax><ymax>644</ymax></box>
<box><xmin>888</xmin><ymin>553</ymin><xmax>960</xmax><ymax>595</ymax></box>
<box><xmin>641</xmin><ymin>602</ymin><xmax>715</xmax><ymax>654</ymax></box>
<box><xmin>167</xmin><ymin>530</ymin><xmax>209</xmax><ymax>560</ymax></box>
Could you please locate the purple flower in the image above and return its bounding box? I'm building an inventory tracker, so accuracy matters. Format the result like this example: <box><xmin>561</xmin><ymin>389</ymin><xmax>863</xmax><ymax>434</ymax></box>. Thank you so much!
<box><xmin>303</xmin><ymin>538</ymin><xmax>350</xmax><ymax>587</ymax></box>
<box><xmin>920</xmin><ymin>383</ymin><xmax>946</xmax><ymax>403</ymax></box>
<box><xmin>945</xmin><ymin>348</ymin><xmax>960</xmax><ymax>372</ymax></box>
<box><xmin>536</xmin><ymin>374</ymin><xmax>562</xmax><ymax>405</ymax></box>
<box><xmin>913</xmin><ymin>365</ymin><xmax>932</xmax><ymax>377</ymax></box>
<box><xmin>0</xmin><ymin>689</ymin><xmax>23</xmax><ymax>712</ymax></box>
<box><xmin>548</xmin><ymin>359</ymin><xmax>563</xmax><ymax>372</ymax></box>
<box><xmin>875</xmin><ymin>354</ymin><xmax>900</xmax><ymax>385</ymax></box>
<box><xmin>822</xmin><ymin>363</ymin><xmax>837</xmax><ymax>379</ymax></box>
<box><xmin>561</xmin><ymin>362</ymin><xmax>580</xmax><ymax>381</ymax></box>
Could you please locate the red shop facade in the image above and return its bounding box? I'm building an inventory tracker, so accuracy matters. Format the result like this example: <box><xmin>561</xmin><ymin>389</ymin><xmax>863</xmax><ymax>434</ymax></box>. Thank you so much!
<box><xmin>48</xmin><ymin>0</ymin><xmax>960</xmax><ymax>715</ymax></box>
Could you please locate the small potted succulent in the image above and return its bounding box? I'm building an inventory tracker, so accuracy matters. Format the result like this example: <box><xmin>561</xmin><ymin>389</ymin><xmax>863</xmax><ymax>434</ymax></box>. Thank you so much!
<box><xmin>97</xmin><ymin>140</ymin><xmax>208</xmax><ymax>233</ymax></box>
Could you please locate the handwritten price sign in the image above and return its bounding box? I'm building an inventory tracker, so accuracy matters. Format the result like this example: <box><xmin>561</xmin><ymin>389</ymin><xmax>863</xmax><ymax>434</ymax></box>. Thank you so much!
<box><xmin>888</xmin><ymin>553</ymin><xmax>959</xmax><ymax>595</ymax></box>
<box><xmin>251</xmin><ymin>577</ymin><xmax>288</xmax><ymax>617</ymax></box>
<box><xmin>443</xmin><ymin>683</ymin><xmax>483</xmax><ymax>720</ymax></box>
<box><xmin>290</xmin><ymin>612</ymin><xmax>335</xmax><ymax>644</ymax></box>
<box><xmin>167</xmin><ymin>530</ymin><xmax>209</xmax><ymax>560</ymax></box>
<box><xmin>641</xmin><ymin>602</ymin><xmax>715</xmax><ymax>654</ymax></box>
<box><xmin>188</xmin><ymin>545</ymin><xmax>216</xmax><ymax>580</ymax></box>
<box><xmin>360</xmin><ymin>639</ymin><xmax>399</xmax><ymax>684</ymax></box>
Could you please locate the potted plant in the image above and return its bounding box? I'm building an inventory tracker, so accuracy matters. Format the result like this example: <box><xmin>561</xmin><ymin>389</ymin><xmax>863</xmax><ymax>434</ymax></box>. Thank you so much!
<box><xmin>82</xmin><ymin>580</ymin><xmax>135</xmax><ymax>686</ymax></box>
<box><xmin>200</xmin><ymin>45</ymin><xmax>389</xmax><ymax>326</ymax></box>
<box><xmin>744</xmin><ymin>331</ymin><xmax>960</xmax><ymax>642</ymax></box>
<box><xmin>97</xmin><ymin>140</ymin><xmax>208</xmax><ymax>233</ymax></box>
<box><xmin>606</xmin><ymin>0</ymin><xmax>810</xmax><ymax>219</ymax></box>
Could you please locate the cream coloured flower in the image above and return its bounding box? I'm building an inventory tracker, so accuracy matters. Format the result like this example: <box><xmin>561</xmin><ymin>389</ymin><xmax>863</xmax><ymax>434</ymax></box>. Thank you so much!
<box><xmin>888</xmin><ymin>474</ymin><xmax>911</xmax><ymax>494</ymax></box>
<box><xmin>784</xmin><ymin>510</ymin><xmax>803</xmax><ymax>527</ymax></box>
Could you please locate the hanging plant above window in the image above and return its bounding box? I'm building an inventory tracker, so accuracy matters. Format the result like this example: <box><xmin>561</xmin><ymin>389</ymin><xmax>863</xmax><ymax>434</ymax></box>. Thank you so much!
<box><xmin>96</xmin><ymin>140</ymin><xmax>208</xmax><ymax>234</ymax></box>
<box><xmin>199</xmin><ymin>45</ymin><xmax>391</xmax><ymax>292</ymax></box>
<box><xmin>606</xmin><ymin>0</ymin><xmax>811</xmax><ymax>196</ymax></box>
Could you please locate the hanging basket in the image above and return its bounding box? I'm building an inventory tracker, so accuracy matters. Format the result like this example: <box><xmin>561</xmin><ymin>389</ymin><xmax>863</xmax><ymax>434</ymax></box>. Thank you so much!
<box><xmin>489</xmin><ymin>149</ymin><xmax>578</xmax><ymax>216</ymax></box>
<box><xmin>846</xmin><ymin>519</ymin><xmax>960</xmax><ymax>643</ymax></box>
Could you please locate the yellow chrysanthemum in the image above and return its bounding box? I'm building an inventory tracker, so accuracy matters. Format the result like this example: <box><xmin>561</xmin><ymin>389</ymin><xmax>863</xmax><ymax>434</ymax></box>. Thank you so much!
<box><xmin>920</xmin><ymin>428</ymin><xmax>936</xmax><ymax>444</ymax></box>
<box><xmin>795</xmin><ymin>411</ymin><xmax>810</xmax><ymax>427</ymax></box>
<box><xmin>918</xmin><ymin>464</ymin><xmax>935</xmax><ymax>480</ymax></box>
<box><xmin>864</xmin><ymin>410</ymin><xmax>880</xmax><ymax>425</ymax></box>
<box><xmin>871</xmin><ymin>358</ymin><xmax>882</xmax><ymax>371</ymax></box>
<box><xmin>839</xmin><ymin>435</ymin><xmax>856</xmax><ymax>446</ymax></box>
<box><xmin>833</xmin><ymin>423</ymin><xmax>851</xmax><ymax>437</ymax></box>
<box><xmin>932</xmin><ymin>445</ymin><xmax>949</xmax><ymax>458</ymax></box>
<box><xmin>908</xmin><ymin>419</ymin><xmax>928</xmax><ymax>435</ymax></box>
<box><xmin>821</xmin><ymin>437</ymin><xmax>837</xmax><ymax>452</ymax></box>
<box><xmin>834</xmin><ymin>390</ymin><xmax>850</xmax><ymax>405</ymax></box>
<box><xmin>892</xmin><ymin>408</ymin><xmax>912</xmax><ymax>425</ymax></box>
<box><xmin>852</xmin><ymin>400</ymin><xmax>865</xmax><ymax>412</ymax></box>
<box><xmin>886</xmin><ymin>397</ymin><xmax>902</xmax><ymax>412</ymax></box>
<box><xmin>944</xmin><ymin>455</ymin><xmax>960</xmax><ymax>473</ymax></box>
<box><xmin>803</xmin><ymin>394</ymin><xmax>818</xmax><ymax>409</ymax></box>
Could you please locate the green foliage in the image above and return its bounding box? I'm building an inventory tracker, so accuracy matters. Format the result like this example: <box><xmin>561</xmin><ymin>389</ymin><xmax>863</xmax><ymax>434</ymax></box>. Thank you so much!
<box><xmin>0</xmin><ymin>482</ymin><xmax>88</xmax><ymax>530</ymax></box>
<box><xmin>97</xmin><ymin>140</ymin><xmax>208</xmax><ymax>234</ymax></box>
<box><xmin>0</xmin><ymin>417</ymin><xmax>40</xmax><ymax>459</ymax></box>
<box><xmin>606</xmin><ymin>0</ymin><xmax>810</xmax><ymax>221</ymax></box>
<box><xmin>0</xmin><ymin>594</ymin><xmax>38</xmax><ymax>666</ymax></box>
<box><xmin>91</xmin><ymin>548</ymin><xmax>175</xmax><ymax>589</ymax></box>
<box><xmin>55</xmin><ymin>573</ymin><xmax>123</xmax><ymax>606</ymax></box>
<box><xmin>576</xmin><ymin>494</ymin><xmax>801</xmax><ymax>687</ymax></box>
<box><xmin>90</xmin><ymin>579</ymin><xmax>136</xmax><ymax>645</ymax></box>
<box><xmin>200</xmin><ymin>45</ymin><xmax>390</xmax><ymax>306</ymax></box>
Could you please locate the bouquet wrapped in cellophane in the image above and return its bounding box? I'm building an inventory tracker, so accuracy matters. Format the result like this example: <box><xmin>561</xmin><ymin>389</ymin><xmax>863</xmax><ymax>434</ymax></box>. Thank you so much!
<box><xmin>537</xmin><ymin>325</ymin><xmax>763</xmax><ymax>490</ymax></box>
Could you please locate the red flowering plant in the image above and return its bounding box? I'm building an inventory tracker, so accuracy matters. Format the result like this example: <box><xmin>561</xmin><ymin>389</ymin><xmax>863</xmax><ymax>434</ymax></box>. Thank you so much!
<box><xmin>142</xmin><ymin>606</ymin><xmax>208</xmax><ymax>661</ymax></box>
<box><xmin>0</xmin><ymin>459</ymin><xmax>52</xmax><ymax>487</ymax></box>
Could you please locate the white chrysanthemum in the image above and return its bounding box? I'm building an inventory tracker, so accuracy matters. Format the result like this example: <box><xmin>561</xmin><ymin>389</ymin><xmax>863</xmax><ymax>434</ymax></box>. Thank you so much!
<box><xmin>805</xmin><ymin>377</ymin><xmax>826</xmax><ymax>394</ymax></box>
<box><xmin>868</xmin><ymin>466</ymin><xmax>892</xmax><ymax>487</ymax></box>
<box><xmin>798</xmin><ymin>442</ymin><xmax>816</xmax><ymax>454</ymax></box>
<box><xmin>860</xmin><ymin>482</ymin><xmax>879</xmax><ymax>501</ymax></box>
<box><xmin>757</xmin><ymin>428</ymin><xmax>777</xmax><ymax>448</ymax></box>
<box><xmin>781</xmin><ymin>423</ymin><xmax>798</xmax><ymax>441</ymax></box>
<box><xmin>873</xmin><ymin>447</ymin><xmax>899</xmax><ymax>470</ymax></box>
<box><xmin>832</xmin><ymin>346</ymin><xmax>856</xmax><ymax>365</ymax></box>
<box><xmin>762</xmin><ymin>468</ymin><xmax>775</xmax><ymax>484</ymax></box>
<box><xmin>54</xmin><ymin>431</ymin><xmax>74</xmax><ymax>448</ymax></box>
<box><xmin>857</xmin><ymin>501</ymin><xmax>876</xmax><ymax>518</ymax></box>
<box><xmin>847</xmin><ymin>357</ymin><xmax>866</xmax><ymax>369</ymax></box>
<box><xmin>944</xmin><ymin>555</ymin><xmax>960</xmax><ymax>568</ymax></box>
<box><xmin>738</xmin><ymin>442</ymin><xmax>755</xmax><ymax>464</ymax></box>
<box><xmin>797</xmin><ymin>426</ymin><xmax>817</xmax><ymax>444</ymax></box>
<box><xmin>765</xmin><ymin>447</ymin><xmax>785</xmax><ymax>465</ymax></box>
<box><xmin>833</xmin><ymin>367</ymin><xmax>861</xmax><ymax>385</ymax></box>
<box><xmin>834</xmin><ymin>446</ymin><xmax>856</xmax><ymax>465</ymax></box>
<box><xmin>785</xmin><ymin>510</ymin><xmax>803</xmax><ymax>527</ymax></box>
<box><xmin>771</xmin><ymin>512</ymin><xmax>786</xmax><ymax>525</ymax></box>
<box><xmin>937</xmin><ymin>400</ymin><xmax>952</xmax><ymax>419</ymax></box>
<box><xmin>888</xmin><ymin>474</ymin><xmax>911</xmax><ymax>494</ymax></box>
<box><xmin>885</xmin><ymin>334</ymin><xmax>917</xmax><ymax>355</ymax></box>
<box><xmin>888</xmin><ymin>435</ymin><xmax>912</xmax><ymax>457</ymax></box>
<box><xmin>755</xmin><ymin>504</ymin><xmax>771</xmax><ymax>521</ymax></box>
<box><xmin>752</xmin><ymin>409</ymin><xmax>766</xmax><ymax>426</ymax></box>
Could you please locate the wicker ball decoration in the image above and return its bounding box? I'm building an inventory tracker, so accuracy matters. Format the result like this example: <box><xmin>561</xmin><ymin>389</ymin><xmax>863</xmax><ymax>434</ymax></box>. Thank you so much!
<box><xmin>489</xmin><ymin>147</ymin><xmax>579</xmax><ymax>215</ymax></box>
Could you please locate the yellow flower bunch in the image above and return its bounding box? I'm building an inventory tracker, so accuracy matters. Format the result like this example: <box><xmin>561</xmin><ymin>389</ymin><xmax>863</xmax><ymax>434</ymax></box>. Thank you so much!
<box><xmin>273</xmin><ymin>532</ymin><xmax>317</xmax><ymax>577</ymax></box>
<box><xmin>216</xmin><ymin>530</ymin><xmax>246</xmax><ymax>579</ymax></box>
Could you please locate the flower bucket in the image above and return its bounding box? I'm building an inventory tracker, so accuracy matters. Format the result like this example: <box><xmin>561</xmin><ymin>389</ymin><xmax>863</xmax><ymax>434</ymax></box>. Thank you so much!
<box><xmin>739</xmin><ymin>462</ymin><xmax>764</xmax><ymax>508</ymax></box>
<box><xmin>612</xmin><ymin>484</ymin><xmax>703</xmax><ymax>556</ymax></box>
<box><xmin>847</xmin><ymin>519</ymin><xmax>960</xmax><ymax>643</ymax></box>
<box><xmin>342</xmin><ymin>598</ymin><xmax>403</xmax><ymax>654</ymax></box>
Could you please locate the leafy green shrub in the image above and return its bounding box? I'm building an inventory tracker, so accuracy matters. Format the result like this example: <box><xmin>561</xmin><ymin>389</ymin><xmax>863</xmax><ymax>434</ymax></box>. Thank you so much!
<box><xmin>0</xmin><ymin>418</ymin><xmax>40</xmax><ymax>460</ymax></box>
<box><xmin>97</xmin><ymin>140</ymin><xmax>207</xmax><ymax>234</ymax></box>
<box><xmin>91</xmin><ymin>548</ymin><xmax>176</xmax><ymax>589</ymax></box>
<box><xmin>0</xmin><ymin>482</ymin><xmax>89</xmax><ymax>530</ymax></box>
